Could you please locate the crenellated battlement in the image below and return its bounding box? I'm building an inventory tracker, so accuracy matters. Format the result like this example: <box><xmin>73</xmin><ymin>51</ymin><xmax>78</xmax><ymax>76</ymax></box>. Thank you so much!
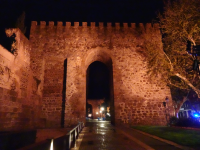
<box><xmin>31</xmin><ymin>21</ymin><xmax>160</xmax><ymax>30</ymax></box>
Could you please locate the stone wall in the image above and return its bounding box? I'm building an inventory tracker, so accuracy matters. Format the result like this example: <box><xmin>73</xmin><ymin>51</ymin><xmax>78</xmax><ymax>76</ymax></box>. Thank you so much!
<box><xmin>30</xmin><ymin>21</ymin><xmax>174</xmax><ymax>127</ymax></box>
<box><xmin>0</xmin><ymin>29</ymin><xmax>42</xmax><ymax>131</ymax></box>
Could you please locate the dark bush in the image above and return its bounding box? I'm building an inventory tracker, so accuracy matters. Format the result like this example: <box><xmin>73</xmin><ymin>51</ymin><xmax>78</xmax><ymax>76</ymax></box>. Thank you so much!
<box><xmin>174</xmin><ymin>118</ymin><xmax>200</xmax><ymax>128</ymax></box>
<box><xmin>169</xmin><ymin>116</ymin><xmax>179</xmax><ymax>125</ymax></box>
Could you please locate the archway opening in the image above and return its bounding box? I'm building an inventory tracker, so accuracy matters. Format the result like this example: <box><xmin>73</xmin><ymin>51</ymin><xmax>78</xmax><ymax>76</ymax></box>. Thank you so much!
<box><xmin>86</xmin><ymin>61</ymin><xmax>113</xmax><ymax>123</ymax></box>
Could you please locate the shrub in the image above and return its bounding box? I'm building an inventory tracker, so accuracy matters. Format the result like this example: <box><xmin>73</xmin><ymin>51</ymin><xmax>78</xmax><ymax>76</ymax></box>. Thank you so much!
<box><xmin>175</xmin><ymin>118</ymin><xmax>200</xmax><ymax>128</ymax></box>
<box><xmin>169</xmin><ymin>116</ymin><xmax>179</xmax><ymax>126</ymax></box>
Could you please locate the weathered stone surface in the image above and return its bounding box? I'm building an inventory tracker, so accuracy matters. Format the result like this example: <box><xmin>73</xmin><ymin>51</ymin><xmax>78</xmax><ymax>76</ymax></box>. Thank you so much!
<box><xmin>29</xmin><ymin>22</ymin><xmax>173</xmax><ymax>127</ymax></box>
<box><xmin>0</xmin><ymin>29</ymin><xmax>43</xmax><ymax>131</ymax></box>
<box><xmin>0</xmin><ymin>22</ymin><xmax>174</xmax><ymax>130</ymax></box>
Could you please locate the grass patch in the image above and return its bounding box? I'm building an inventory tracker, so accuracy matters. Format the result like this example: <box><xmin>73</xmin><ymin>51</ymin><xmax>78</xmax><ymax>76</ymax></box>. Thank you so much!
<box><xmin>132</xmin><ymin>126</ymin><xmax>200</xmax><ymax>146</ymax></box>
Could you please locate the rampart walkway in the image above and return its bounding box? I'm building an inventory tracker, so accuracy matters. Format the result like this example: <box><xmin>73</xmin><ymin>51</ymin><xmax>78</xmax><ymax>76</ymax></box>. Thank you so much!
<box><xmin>71</xmin><ymin>120</ymin><xmax>190</xmax><ymax>150</ymax></box>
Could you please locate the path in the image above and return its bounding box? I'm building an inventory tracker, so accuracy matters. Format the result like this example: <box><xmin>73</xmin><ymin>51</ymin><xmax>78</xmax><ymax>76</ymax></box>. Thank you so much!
<box><xmin>72</xmin><ymin>120</ymin><xmax>190</xmax><ymax>150</ymax></box>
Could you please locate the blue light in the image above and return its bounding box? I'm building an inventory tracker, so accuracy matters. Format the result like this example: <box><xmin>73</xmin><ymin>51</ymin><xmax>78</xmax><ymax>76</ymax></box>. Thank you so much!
<box><xmin>193</xmin><ymin>114</ymin><xmax>199</xmax><ymax>117</ymax></box>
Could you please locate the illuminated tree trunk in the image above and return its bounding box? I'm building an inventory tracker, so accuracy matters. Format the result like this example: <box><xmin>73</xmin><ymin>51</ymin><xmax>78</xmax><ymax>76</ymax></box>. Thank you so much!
<box><xmin>174</xmin><ymin>96</ymin><xmax>187</xmax><ymax>118</ymax></box>
<box><xmin>175</xmin><ymin>73</ymin><xmax>200</xmax><ymax>98</ymax></box>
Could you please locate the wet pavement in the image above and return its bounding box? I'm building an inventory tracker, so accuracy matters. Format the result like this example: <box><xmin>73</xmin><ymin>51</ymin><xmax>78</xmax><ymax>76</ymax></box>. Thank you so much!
<box><xmin>72</xmin><ymin>120</ymin><xmax>188</xmax><ymax>150</ymax></box>
<box><xmin>77</xmin><ymin>120</ymin><xmax>146</xmax><ymax>150</ymax></box>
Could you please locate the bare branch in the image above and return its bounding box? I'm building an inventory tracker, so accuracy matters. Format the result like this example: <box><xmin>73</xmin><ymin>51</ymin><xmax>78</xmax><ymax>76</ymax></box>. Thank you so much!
<box><xmin>163</xmin><ymin>51</ymin><xmax>174</xmax><ymax>71</ymax></box>
<box><xmin>175</xmin><ymin>73</ymin><xmax>200</xmax><ymax>97</ymax></box>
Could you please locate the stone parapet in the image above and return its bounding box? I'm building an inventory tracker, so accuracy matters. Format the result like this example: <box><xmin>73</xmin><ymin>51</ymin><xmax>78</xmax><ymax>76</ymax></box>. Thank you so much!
<box><xmin>31</xmin><ymin>21</ymin><xmax>159</xmax><ymax>31</ymax></box>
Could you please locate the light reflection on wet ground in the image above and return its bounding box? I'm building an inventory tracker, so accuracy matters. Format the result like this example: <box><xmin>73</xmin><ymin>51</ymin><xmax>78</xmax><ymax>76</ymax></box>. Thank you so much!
<box><xmin>77</xmin><ymin>120</ymin><xmax>145</xmax><ymax>150</ymax></box>
<box><xmin>72</xmin><ymin>120</ymin><xmax>185</xmax><ymax>150</ymax></box>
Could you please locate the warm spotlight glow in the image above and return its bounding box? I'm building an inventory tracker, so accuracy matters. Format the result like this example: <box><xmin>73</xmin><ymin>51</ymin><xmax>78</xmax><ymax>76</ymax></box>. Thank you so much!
<box><xmin>88</xmin><ymin>114</ymin><xmax>92</xmax><ymax>117</ymax></box>
<box><xmin>101</xmin><ymin>107</ymin><xmax>104</xmax><ymax>111</ymax></box>
<box><xmin>50</xmin><ymin>139</ymin><xmax>53</xmax><ymax>150</ymax></box>
<box><xmin>96</xmin><ymin>112</ymin><xmax>98</xmax><ymax>114</ymax></box>
<box><xmin>100</xmin><ymin>111</ymin><xmax>102</xmax><ymax>113</ymax></box>
<box><xmin>100</xmin><ymin>124</ymin><xmax>105</xmax><ymax>127</ymax></box>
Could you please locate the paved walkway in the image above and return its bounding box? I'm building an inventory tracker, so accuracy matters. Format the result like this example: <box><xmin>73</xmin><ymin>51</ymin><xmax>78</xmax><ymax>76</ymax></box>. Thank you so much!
<box><xmin>72</xmin><ymin>120</ymin><xmax>192</xmax><ymax>150</ymax></box>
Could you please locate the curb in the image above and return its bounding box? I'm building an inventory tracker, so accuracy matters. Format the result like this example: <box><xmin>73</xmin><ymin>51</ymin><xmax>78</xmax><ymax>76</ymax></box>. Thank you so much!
<box><xmin>117</xmin><ymin>127</ymin><xmax>154</xmax><ymax>150</ymax></box>
<box><xmin>171</xmin><ymin>126</ymin><xmax>200</xmax><ymax>131</ymax></box>
<box><xmin>131</xmin><ymin>128</ymin><xmax>194</xmax><ymax>150</ymax></box>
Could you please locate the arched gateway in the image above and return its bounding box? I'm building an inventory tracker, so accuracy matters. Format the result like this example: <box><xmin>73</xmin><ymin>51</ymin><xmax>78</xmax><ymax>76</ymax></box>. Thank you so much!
<box><xmin>29</xmin><ymin>21</ymin><xmax>173</xmax><ymax>127</ymax></box>
<box><xmin>85</xmin><ymin>49</ymin><xmax>114</xmax><ymax>124</ymax></box>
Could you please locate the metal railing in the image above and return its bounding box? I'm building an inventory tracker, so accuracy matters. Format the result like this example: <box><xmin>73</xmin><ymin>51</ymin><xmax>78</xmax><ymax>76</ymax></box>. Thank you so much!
<box><xmin>18</xmin><ymin>122</ymin><xmax>84</xmax><ymax>150</ymax></box>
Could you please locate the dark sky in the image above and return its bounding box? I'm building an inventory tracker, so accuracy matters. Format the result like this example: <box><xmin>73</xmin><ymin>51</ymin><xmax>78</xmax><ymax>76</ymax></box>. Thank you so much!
<box><xmin>87</xmin><ymin>61</ymin><xmax>110</xmax><ymax>100</ymax></box>
<box><xmin>0</xmin><ymin>0</ymin><xmax>163</xmax><ymax>27</ymax></box>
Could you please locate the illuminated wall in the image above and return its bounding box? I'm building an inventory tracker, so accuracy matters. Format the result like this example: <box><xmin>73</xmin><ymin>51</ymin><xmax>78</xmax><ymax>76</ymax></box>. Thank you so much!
<box><xmin>29</xmin><ymin>21</ymin><xmax>173</xmax><ymax>127</ymax></box>
<box><xmin>0</xmin><ymin>29</ymin><xmax>43</xmax><ymax>131</ymax></box>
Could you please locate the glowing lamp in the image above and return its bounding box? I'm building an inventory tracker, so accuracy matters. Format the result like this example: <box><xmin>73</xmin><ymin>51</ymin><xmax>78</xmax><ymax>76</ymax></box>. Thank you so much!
<box><xmin>101</xmin><ymin>107</ymin><xmax>104</xmax><ymax>111</ymax></box>
<box><xmin>50</xmin><ymin>139</ymin><xmax>53</xmax><ymax>150</ymax></box>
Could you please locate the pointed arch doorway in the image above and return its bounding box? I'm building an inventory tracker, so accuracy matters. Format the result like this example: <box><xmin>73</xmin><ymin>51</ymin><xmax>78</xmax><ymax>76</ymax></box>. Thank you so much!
<box><xmin>85</xmin><ymin>49</ymin><xmax>114</xmax><ymax>124</ymax></box>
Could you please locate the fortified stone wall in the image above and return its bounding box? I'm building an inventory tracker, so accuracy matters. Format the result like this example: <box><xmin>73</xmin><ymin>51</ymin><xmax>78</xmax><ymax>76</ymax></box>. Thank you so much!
<box><xmin>30</xmin><ymin>21</ymin><xmax>173</xmax><ymax>127</ymax></box>
<box><xmin>0</xmin><ymin>29</ymin><xmax>43</xmax><ymax>131</ymax></box>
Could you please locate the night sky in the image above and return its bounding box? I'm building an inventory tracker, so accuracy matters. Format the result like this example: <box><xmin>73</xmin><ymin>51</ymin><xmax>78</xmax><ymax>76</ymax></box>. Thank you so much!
<box><xmin>0</xmin><ymin>0</ymin><xmax>163</xmax><ymax>28</ymax></box>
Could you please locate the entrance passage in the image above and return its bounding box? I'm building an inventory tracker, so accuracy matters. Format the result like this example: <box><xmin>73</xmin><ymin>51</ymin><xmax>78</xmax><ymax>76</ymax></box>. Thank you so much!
<box><xmin>86</xmin><ymin>61</ymin><xmax>112</xmax><ymax>122</ymax></box>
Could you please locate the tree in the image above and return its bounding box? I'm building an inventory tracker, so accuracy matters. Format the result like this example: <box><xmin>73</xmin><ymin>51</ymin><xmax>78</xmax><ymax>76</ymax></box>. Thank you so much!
<box><xmin>143</xmin><ymin>0</ymin><xmax>200</xmax><ymax>94</ymax></box>
<box><xmin>170</xmin><ymin>86</ymin><xmax>188</xmax><ymax>117</ymax></box>
<box><xmin>160</xmin><ymin>0</ymin><xmax>200</xmax><ymax>93</ymax></box>
<box><xmin>141</xmin><ymin>0</ymin><xmax>200</xmax><ymax>116</ymax></box>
